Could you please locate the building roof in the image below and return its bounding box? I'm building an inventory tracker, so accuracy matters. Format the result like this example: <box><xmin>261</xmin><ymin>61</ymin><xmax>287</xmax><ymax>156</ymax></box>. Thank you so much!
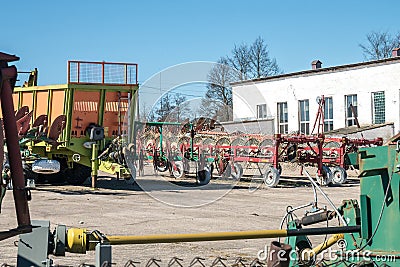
<box><xmin>231</xmin><ymin>56</ymin><xmax>400</xmax><ymax>86</ymax></box>
<box><xmin>325</xmin><ymin>122</ymin><xmax>394</xmax><ymax>136</ymax></box>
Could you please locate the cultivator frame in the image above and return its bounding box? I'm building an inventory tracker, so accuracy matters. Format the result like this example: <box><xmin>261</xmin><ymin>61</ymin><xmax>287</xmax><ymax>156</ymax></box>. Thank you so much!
<box><xmin>137</xmin><ymin>96</ymin><xmax>383</xmax><ymax>187</ymax></box>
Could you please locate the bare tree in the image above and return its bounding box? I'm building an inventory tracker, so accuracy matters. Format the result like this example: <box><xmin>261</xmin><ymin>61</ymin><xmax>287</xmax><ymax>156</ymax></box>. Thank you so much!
<box><xmin>359</xmin><ymin>31</ymin><xmax>400</xmax><ymax>60</ymax></box>
<box><xmin>229</xmin><ymin>44</ymin><xmax>251</xmax><ymax>80</ymax></box>
<box><xmin>155</xmin><ymin>93</ymin><xmax>175</xmax><ymax>121</ymax></box>
<box><xmin>168</xmin><ymin>93</ymin><xmax>190</xmax><ymax>122</ymax></box>
<box><xmin>250</xmin><ymin>36</ymin><xmax>281</xmax><ymax>78</ymax></box>
<box><xmin>201</xmin><ymin>58</ymin><xmax>235</xmax><ymax>121</ymax></box>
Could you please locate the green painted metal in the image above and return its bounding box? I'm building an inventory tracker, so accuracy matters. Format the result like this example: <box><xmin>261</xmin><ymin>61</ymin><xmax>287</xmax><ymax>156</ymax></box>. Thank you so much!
<box><xmin>331</xmin><ymin>143</ymin><xmax>400</xmax><ymax>267</ymax></box>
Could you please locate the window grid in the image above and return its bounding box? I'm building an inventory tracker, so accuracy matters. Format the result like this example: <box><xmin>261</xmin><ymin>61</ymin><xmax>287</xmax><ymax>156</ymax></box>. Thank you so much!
<box><xmin>299</xmin><ymin>99</ymin><xmax>310</xmax><ymax>134</ymax></box>
<box><xmin>345</xmin><ymin>94</ymin><xmax>358</xmax><ymax>127</ymax></box>
<box><xmin>372</xmin><ymin>91</ymin><xmax>385</xmax><ymax>124</ymax></box>
<box><xmin>257</xmin><ymin>104</ymin><xmax>267</xmax><ymax>119</ymax></box>
<box><xmin>324</xmin><ymin>97</ymin><xmax>333</xmax><ymax>131</ymax></box>
<box><xmin>277</xmin><ymin>102</ymin><xmax>288</xmax><ymax>134</ymax></box>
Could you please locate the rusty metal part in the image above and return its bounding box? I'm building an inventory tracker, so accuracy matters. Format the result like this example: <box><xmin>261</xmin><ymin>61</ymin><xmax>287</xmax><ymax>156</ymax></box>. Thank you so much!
<box><xmin>0</xmin><ymin>53</ymin><xmax>31</xmax><ymax>233</ymax></box>
<box><xmin>297</xmin><ymin>210</ymin><xmax>336</xmax><ymax>226</ymax></box>
<box><xmin>15</xmin><ymin>106</ymin><xmax>29</xmax><ymax>121</ymax></box>
<box><xmin>47</xmin><ymin>114</ymin><xmax>66</xmax><ymax>143</ymax></box>
<box><xmin>267</xmin><ymin>241</ymin><xmax>292</xmax><ymax>267</ymax></box>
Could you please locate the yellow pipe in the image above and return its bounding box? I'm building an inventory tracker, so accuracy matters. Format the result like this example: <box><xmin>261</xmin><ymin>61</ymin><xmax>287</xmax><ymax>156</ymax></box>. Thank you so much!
<box><xmin>105</xmin><ymin>229</ymin><xmax>288</xmax><ymax>246</ymax></box>
<box><xmin>301</xmin><ymin>233</ymin><xmax>344</xmax><ymax>262</ymax></box>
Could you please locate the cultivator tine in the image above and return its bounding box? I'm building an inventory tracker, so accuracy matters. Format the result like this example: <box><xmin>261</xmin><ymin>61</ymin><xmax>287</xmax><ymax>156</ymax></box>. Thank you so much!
<box><xmin>189</xmin><ymin>257</ymin><xmax>206</xmax><ymax>267</ymax></box>
<box><xmin>167</xmin><ymin>257</ymin><xmax>184</xmax><ymax>267</ymax></box>
<box><xmin>101</xmin><ymin>261</ymin><xmax>113</xmax><ymax>267</ymax></box>
<box><xmin>210</xmin><ymin>257</ymin><xmax>228</xmax><ymax>267</ymax></box>
<box><xmin>231</xmin><ymin>257</ymin><xmax>247</xmax><ymax>267</ymax></box>
<box><xmin>145</xmin><ymin>258</ymin><xmax>162</xmax><ymax>267</ymax></box>
<box><xmin>124</xmin><ymin>260</ymin><xmax>141</xmax><ymax>267</ymax></box>
<box><xmin>249</xmin><ymin>258</ymin><xmax>264</xmax><ymax>267</ymax></box>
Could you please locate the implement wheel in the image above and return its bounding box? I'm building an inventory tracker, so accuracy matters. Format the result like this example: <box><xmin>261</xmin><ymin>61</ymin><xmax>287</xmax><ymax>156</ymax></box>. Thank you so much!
<box><xmin>64</xmin><ymin>163</ymin><xmax>91</xmax><ymax>185</ymax></box>
<box><xmin>263</xmin><ymin>167</ymin><xmax>280</xmax><ymax>188</ymax></box>
<box><xmin>231</xmin><ymin>162</ymin><xmax>243</xmax><ymax>180</ymax></box>
<box><xmin>331</xmin><ymin>166</ymin><xmax>347</xmax><ymax>184</ymax></box>
<box><xmin>172</xmin><ymin>161</ymin><xmax>185</xmax><ymax>179</ymax></box>
<box><xmin>316</xmin><ymin>165</ymin><xmax>332</xmax><ymax>186</ymax></box>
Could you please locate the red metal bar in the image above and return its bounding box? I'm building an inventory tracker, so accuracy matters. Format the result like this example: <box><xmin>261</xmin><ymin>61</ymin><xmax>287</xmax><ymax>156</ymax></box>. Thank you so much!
<box><xmin>0</xmin><ymin>57</ymin><xmax>31</xmax><ymax>231</ymax></box>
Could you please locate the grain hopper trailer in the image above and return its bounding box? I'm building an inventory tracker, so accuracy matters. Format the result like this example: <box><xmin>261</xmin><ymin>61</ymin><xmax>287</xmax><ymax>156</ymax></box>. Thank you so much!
<box><xmin>12</xmin><ymin>61</ymin><xmax>139</xmax><ymax>185</ymax></box>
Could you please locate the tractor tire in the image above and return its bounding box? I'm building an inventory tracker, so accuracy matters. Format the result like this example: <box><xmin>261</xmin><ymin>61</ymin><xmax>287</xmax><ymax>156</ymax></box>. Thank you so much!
<box><xmin>331</xmin><ymin>166</ymin><xmax>347</xmax><ymax>184</ymax></box>
<box><xmin>32</xmin><ymin>159</ymin><xmax>60</xmax><ymax>174</ymax></box>
<box><xmin>197</xmin><ymin>165</ymin><xmax>211</xmax><ymax>185</ymax></box>
<box><xmin>64</xmin><ymin>163</ymin><xmax>91</xmax><ymax>185</ymax></box>
<box><xmin>231</xmin><ymin>162</ymin><xmax>243</xmax><ymax>180</ymax></box>
<box><xmin>263</xmin><ymin>167</ymin><xmax>280</xmax><ymax>188</ymax></box>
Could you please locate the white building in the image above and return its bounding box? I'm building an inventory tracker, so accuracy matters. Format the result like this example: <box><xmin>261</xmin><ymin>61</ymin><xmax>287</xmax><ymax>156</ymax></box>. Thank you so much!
<box><xmin>231</xmin><ymin>49</ymin><xmax>400</xmax><ymax>136</ymax></box>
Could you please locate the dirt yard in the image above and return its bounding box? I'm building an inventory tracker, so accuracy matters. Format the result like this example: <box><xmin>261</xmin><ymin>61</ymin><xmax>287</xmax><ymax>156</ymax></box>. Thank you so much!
<box><xmin>0</xmin><ymin>165</ymin><xmax>360</xmax><ymax>266</ymax></box>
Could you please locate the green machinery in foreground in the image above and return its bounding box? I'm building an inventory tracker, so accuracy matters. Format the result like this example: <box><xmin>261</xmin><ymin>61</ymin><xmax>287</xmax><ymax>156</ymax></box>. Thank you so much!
<box><xmin>12</xmin><ymin>61</ymin><xmax>139</xmax><ymax>186</ymax></box>
<box><xmin>15</xmin><ymin>139</ymin><xmax>400</xmax><ymax>266</ymax></box>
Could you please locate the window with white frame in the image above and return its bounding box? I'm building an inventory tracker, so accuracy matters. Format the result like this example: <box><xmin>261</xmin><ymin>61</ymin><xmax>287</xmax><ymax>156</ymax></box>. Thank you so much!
<box><xmin>277</xmin><ymin>102</ymin><xmax>288</xmax><ymax>134</ymax></box>
<box><xmin>372</xmin><ymin>91</ymin><xmax>385</xmax><ymax>124</ymax></box>
<box><xmin>345</xmin><ymin>94</ymin><xmax>358</xmax><ymax>127</ymax></box>
<box><xmin>324</xmin><ymin>97</ymin><xmax>333</xmax><ymax>131</ymax></box>
<box><xmin>299</xmin><ymin>99</ymin><xmax>310</xmax><ymax>134</ymax></box>
<box><xmin>257</xmin><ymin>104</ymin><xmax>267</xmax><ymax>119</ymax></box>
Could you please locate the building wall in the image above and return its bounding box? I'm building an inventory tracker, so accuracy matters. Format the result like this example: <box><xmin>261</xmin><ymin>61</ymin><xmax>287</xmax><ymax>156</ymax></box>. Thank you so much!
<box><xmin>232</xmin><ymin>61</ymin><xmax>400</xmax><ymax>134</ymax></box>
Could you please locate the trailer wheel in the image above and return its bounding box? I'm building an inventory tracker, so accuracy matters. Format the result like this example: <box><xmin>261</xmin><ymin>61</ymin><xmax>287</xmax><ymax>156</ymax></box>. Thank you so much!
<box><xmin>197</xmin><ymin>165</ymin><xmax>211</xmax><ymax>185</ymax></box>
<box><xmin>263</xmin><ymin>167</ymin><xmax>280</xmax><ymax>187</ymax></box>
<box><xmin>316</xmin><ymin>165</ymin><xmax>332</xmax><ymax>186</ymax></box>
<box><xmin>32</xmin><ymin>159</ymin><xmax>60</xmax><ymax>174</ymax></box>
<box><xmin>231</xmin><ymin>162</ymin><xmax>243</xmax><ymax>180</ymax></box>
<box><xmin>331</xmin><ymin>166</ymin><xmax>347</xmax><ymax>184</ymax></box>
<box><xmin>64</xmin><ymin>163</ymin><xmax>91</xmax><ymax>185</ymax></box>
<box><xmin>172</xmin><ymin>161</ymin><xmax>185</xmax><ymax>179</ymax></box>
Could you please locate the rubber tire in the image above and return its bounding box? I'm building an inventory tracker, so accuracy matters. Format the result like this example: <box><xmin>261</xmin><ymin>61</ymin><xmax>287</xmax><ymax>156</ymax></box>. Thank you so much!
<box><xmin>172</xmin><ymin>161</ymin><xmax>185</xmax><ymax>179</ymax></box>
<box><xmin>331</xmin><ymin>166</ymin><xmax>347</xmax><ymax>184</ymax></box>
<box><xmin>197</xmin><ymin>166</ymin><xmax>211</xmax><ymax>185</ymax></box>
<box><xmin>32</xmin><ymin>159</ymin><xmax>60</xmax><ymax>174</ymax></box>
<box><xmin>125</xmin><ymin>165</ymin><xmax>136</xmax><ymax>185</ymax></box>
<box><xmin>263</xmin><ymin>167</ymin><xmax>280</xmax><ymax>188</ymax></box>
<box><xmin>221</xmin><ymin>163</ymin><xmax>231</xmax><ymax>178</ymax></box>
<box><xmin>23</xmin><ymin>163</ymin><xmax>39</xmax><ymax>182</ymax></box>
<box><xmin>64</xmin><ymin>163</ymin><xmax>91</xmax><ymax>185</ymax></box>
<box><xmin>231</xmin><ymin>162</ymin><xmax>243</xmax><ymax>180</ymax></box>
<box><xmin>155</xmin><ymin>158</ymin><xmax>169</xmax><ymax>172</ymax></box>
<box><xmin>316</xmin><ymin>165</ymin><xmax>333</xmax><ymax>186</ymax></box>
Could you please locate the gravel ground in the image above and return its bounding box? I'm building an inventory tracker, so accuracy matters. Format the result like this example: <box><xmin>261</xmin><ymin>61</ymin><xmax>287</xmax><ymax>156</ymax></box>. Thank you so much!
<box><xmin>0</xmin><ymin>164</ymin><xmax>360</xmax><ymax>266</ymax></box>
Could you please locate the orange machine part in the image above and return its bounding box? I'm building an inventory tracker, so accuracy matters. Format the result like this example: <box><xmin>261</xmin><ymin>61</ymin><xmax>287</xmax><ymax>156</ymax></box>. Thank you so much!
<box><xmin>71</xmin><ymin>90</ymin><xmax>100</xmax><ymax>137</ymax></box>
<box><xmin>103</xmin><ymin>91</ymin><xmax>129</xmax><ymax>137</ymax></box>
<box><xmin>35</xmin><ymin>91</ymin><xmax>49</xmax><ymax>119</ymax></box>
<box><xmin>50</xmin><ymin>90</ymin><xmax>65</xmax><ymax>125</ymax></box>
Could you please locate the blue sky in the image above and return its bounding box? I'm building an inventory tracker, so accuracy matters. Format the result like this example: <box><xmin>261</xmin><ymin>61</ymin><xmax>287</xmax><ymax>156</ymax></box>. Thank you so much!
<box><xmin>3</xmin><ymin>0</ymin><xmax>399</xmax><ymax>89</ymax></box>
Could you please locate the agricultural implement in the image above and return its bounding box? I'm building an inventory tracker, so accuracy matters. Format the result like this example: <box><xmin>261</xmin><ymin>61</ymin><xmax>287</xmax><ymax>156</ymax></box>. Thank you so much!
<box><xmin>10</xmin><ymin>60</ymin><xmax>139</xmax><ymax>186</ymax></box>
<box><xmin>137</xmin><ymin>124</ymin><xmax>382</xmax><ymax>187</ymax></box>
<box><xmin>13</xmin><ymin>131</ymin><xmax>400</xmax><ymax>267</ymax></box>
